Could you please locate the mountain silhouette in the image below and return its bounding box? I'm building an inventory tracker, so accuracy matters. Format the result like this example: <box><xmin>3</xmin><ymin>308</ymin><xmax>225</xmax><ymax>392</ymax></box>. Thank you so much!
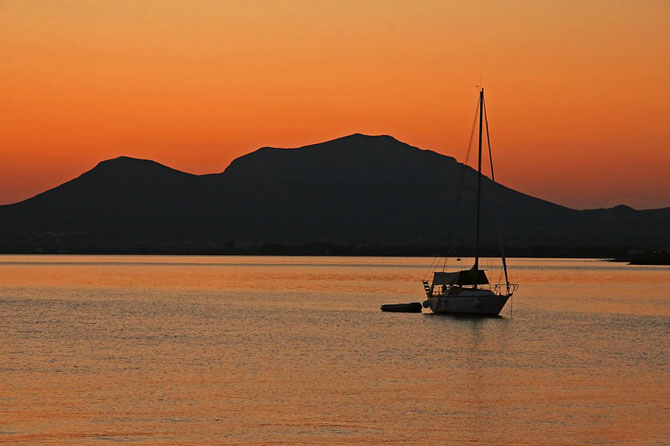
<box><xmin>1</xmin><ymin>134</ymin><xmax>669</xmax><ymax>254</ymax></box>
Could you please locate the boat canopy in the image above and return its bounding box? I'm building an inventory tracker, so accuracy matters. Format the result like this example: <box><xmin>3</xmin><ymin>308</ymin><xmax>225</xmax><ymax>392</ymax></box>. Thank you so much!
<box><xmin>432</xmin><ymin>268</ymin><xmax>489</xmax><ymax>286</ymax></box>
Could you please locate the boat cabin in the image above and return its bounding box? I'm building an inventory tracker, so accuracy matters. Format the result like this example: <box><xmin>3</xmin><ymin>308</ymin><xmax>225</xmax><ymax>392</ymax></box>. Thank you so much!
<box><xmin>423</xmin><ymin>268</ymin><xmax>489</xmax><ymax>297</ymax></box>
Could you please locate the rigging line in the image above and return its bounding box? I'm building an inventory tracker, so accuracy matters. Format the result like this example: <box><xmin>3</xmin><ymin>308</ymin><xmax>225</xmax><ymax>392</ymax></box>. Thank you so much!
<box><xmin>483</xmin><ymin>97</ymin><xmax>510</xmax><ymax>289</ymax></box>
<box><xmin>422</xmin><ymin>94</ymin><xmax>481</xmax><ymax>279</ymax></box>
<box><xmin>442</xmin><ymin>96</ymin><xmax>480</xmax><ymax>261</ymax></box>
<box><xmin>463</xmin><ymin>97</ymin><xmax>479</xmax><ymax>166</ymax></box>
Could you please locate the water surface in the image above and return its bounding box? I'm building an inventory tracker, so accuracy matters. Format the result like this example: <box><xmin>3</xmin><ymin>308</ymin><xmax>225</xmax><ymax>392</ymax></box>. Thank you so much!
<box><xmin>1</xmin><ymin>256</ymin><xmax>668</xmax><ymax>444</ymax></box>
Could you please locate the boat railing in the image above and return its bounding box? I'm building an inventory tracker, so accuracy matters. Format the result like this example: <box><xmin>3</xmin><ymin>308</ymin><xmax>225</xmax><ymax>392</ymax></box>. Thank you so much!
<box><xmin>423</xmin><ymin>282</ymin><xmax>518</xmax><ymax>297</ymax></box>
<box><xmin>493</xmin><ymin>283</ymin><xmax>519</xmax><ymax>296</ymax></box>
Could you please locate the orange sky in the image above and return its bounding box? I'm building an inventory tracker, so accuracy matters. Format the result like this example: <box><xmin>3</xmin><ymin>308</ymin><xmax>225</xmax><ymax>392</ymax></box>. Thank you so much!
<box><xmin>1</xmin><ymin>0</ymin><xmax>669</xmax><ymax>209</ymax></box>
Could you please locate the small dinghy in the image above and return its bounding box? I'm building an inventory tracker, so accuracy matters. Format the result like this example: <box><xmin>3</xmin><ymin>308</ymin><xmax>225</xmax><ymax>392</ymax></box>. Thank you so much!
<box><xmin>380</xmin><ymin>302</ymin><xmax>422</xmax><ymax>313</ymax></box>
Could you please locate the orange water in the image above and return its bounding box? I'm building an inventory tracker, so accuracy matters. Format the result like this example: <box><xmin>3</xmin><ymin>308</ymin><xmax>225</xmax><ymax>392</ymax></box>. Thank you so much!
<box><xmin>1</xmin><ymin>256</ymin><xmax>668</xmax><ymax>444</ymax></box>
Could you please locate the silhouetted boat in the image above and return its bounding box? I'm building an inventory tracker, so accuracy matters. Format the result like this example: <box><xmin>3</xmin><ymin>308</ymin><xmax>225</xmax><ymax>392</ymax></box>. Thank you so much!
<box><xmin>422</xmin><ymin>88</ymin><xmax>518</xmax><ymax>315</ymax></box>
<box><xmin>381</xmin><ymin>302</ymin><xmax>422</xmax><ymax>313</ymax></box>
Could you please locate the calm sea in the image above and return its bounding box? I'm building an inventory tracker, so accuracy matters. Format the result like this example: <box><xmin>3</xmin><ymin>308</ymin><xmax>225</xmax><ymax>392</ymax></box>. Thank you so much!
<box><xmin>1</xmin><ymin>256</ymin><xmax>668</xmax><ymax>445</ymax></box>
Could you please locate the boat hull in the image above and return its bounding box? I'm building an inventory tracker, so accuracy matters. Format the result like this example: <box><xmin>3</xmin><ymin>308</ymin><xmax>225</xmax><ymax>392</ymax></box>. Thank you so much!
<box><xmin>427</xmin><ymin>290</ymin><xmax>510</xmax><ymax>316</ymax></box>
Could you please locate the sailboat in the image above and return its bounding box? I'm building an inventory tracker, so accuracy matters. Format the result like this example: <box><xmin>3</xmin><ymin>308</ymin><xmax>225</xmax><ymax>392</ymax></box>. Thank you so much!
<box><xmin>422</xmin><ymin>88</ymin><xmax>518</xmax><ymax>315</ymax></box>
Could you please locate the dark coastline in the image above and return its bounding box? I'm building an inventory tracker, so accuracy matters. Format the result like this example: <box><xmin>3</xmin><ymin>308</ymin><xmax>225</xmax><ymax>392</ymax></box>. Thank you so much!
<box><xmin>4</xmin><ymin>241</ymin><xmax>666</xmax><ymax>263</ymax></box>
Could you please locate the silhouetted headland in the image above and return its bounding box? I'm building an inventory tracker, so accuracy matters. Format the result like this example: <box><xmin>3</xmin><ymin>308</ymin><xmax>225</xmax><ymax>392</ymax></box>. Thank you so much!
<box><xmin>1</xmin><ymin>134</ymin><xmax>669</xmax><ymax>258</ymax></box>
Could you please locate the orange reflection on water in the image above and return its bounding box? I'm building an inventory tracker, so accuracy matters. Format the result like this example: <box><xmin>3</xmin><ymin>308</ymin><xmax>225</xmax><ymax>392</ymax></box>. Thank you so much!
<box><xmin>1</xmin><ymin>255</ymin><xmax>668</xmax><ymax>444</ymax></box>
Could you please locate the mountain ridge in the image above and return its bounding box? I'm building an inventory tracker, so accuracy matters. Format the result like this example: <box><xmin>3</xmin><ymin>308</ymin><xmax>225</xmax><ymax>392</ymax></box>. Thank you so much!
<box><xmin>5</xmin><ymin>134</ymin><xmax>663</xmax><ymax>212</ymax></box>
<box><xmin>1</xmin><ymin>134</ymin><xmax>668</xmax><ymax>254</ymax></box>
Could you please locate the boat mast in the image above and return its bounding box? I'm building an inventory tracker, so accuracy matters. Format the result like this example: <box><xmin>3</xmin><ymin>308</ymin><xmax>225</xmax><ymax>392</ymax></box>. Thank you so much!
<box><xmin>474</xmin><ymin>88</ymin><xmax>483</xmax><ymax>273</ymax></box>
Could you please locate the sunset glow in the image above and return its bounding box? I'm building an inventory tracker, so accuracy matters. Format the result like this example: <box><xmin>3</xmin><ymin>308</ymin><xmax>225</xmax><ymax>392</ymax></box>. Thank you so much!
<box><xmin>2</xmin><ymin>0</ymin><xmax>669</xmax><ymax>208</ymax></box>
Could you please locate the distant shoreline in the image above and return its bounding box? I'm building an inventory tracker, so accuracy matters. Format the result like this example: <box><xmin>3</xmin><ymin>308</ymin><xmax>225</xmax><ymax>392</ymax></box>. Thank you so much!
<box><xmin>610</xmin><ymin>255</ymin><xmax>670</xmax><ymax>266</ymax></box>
<box><xmin>1</xmin><ymin>242</ymin><xmax>668</xmax><ymax>265</ymax></box>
